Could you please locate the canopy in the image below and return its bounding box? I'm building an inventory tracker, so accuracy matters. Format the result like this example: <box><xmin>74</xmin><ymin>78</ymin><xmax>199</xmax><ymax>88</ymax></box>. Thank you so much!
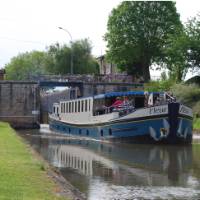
<box><xmin>94</xmin><ymin>91</ymin><xmax>162</xmax><ymax>99</ymax></box>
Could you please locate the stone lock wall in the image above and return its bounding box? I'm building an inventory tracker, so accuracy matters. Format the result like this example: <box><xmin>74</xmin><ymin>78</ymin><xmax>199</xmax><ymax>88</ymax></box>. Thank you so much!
<box><xmin>0</xmin><ymin>81</ymin><xmax>40</xmax><ymax>129</ymax></box>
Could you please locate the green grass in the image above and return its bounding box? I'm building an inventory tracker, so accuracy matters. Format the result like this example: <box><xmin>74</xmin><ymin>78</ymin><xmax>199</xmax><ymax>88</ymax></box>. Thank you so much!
<box><xmin>0</xmin><ymin>122</ymin><xmax>69</xmax><ymax>200</ymax></box>
<box><xmin>194</xmin><ymin>118</ymin><xmax>200</xmax><ymax>130</ymax></box>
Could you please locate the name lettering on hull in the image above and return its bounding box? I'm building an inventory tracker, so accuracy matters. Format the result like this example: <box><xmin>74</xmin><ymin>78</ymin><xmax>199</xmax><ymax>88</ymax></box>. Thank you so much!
<box><xmin>179</xmin><ymin>105</ymin><xmax>193</xmax><ymax>117</ymax></box>
<box><xmin>149</xmin><ymin>106</ymin><xmax>168</xmax><ymax>115</ymax></box>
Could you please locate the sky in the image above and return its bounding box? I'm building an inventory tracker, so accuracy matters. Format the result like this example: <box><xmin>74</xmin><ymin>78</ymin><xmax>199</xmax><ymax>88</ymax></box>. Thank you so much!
<box><xmin>0</xmin><ymin>0</ymin><xmax>199</xmax><ymax>78</ymax></box>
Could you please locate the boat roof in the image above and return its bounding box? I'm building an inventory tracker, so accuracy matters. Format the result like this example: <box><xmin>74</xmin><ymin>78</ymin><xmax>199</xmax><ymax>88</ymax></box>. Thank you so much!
<box><xmin>94</xmin><ymin>91</ymin><xmax>162</xmax><ymax>99</ymax></box>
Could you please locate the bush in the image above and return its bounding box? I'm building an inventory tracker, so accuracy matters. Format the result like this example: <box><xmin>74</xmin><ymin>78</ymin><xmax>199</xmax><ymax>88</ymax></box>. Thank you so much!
<box><xmin>193</xmin><ymin>101</ymin><xmax>200</xmax><ymax>117</ymax></box>
<box><xmin>171</xmin><ymin>83</ymin><xmax>200</xmax><ymax>107</ymax></box>
<box><xmin>194</xmin><ymin>118</ymin><xmax>200</xmax><ymax>130</ymax></box>
<box><xmin>144</xmin><ymin>79</ymin><xmax>175</xmax><ymax>92</ymax></box>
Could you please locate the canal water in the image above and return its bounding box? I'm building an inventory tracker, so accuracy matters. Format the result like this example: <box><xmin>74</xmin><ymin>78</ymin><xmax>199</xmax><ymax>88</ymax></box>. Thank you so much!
<box><xmin>18</xmin><ymin>125</ymin><xmax>200</xmax><ymax>200</ymax></box>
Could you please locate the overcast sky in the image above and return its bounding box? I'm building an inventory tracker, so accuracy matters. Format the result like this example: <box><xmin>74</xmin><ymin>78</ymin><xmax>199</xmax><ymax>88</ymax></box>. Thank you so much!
<box><xmin>0</xmin><ymin>0</ymin><xmax>199</xmax><ymax>77</ymax></box>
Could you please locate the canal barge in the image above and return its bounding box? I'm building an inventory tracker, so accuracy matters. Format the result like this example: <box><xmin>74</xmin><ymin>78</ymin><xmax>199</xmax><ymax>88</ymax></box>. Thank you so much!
<box><xmin>49</xmin><ymin>91</ymin><xmax>193</xmax><ymax>144</ymax></box>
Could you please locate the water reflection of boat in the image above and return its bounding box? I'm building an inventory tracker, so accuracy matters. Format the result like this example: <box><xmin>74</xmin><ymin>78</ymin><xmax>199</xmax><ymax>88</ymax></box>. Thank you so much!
<box><xmin>47</xmin><ymin>138</ymin><xmax>192</xmax><ymax>185</ymax></box>
<box><xmin>19</xmin><ymin>130</ymin><xmax>200</xmax><ymax>200</ymax></box>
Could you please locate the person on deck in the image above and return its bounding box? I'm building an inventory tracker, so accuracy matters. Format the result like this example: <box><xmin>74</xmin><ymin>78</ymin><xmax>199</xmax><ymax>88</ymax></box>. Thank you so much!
<box><xmin>122</xmin><ymin>96</ymin><xmax>130</xmax><ymax>107</ymax></box>
<box><xmin>111</xmin><ymin>97</ymin><xmax>123</xmax><ymax>109</ymax></box>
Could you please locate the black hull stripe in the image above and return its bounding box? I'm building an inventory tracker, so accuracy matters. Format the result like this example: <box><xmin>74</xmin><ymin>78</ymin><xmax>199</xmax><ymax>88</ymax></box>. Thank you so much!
<box><xmin>179</xmin><ymin>114</ymin><xmax>193</xmax><ymax>120</ymax></box>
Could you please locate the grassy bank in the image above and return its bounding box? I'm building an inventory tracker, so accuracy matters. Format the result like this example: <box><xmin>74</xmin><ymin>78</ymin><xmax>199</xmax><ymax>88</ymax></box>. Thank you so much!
<box><xmin>0</xmin><ymin>122</ymin><xmax>69</xmax><ymax>200</ymax></box>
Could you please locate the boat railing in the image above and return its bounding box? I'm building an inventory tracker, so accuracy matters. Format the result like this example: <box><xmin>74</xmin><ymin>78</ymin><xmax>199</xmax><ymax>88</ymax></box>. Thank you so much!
<box><xmin>93</xmin><ymin>105</ymin><xmax>135</xmax><ymax>116</ymax></box>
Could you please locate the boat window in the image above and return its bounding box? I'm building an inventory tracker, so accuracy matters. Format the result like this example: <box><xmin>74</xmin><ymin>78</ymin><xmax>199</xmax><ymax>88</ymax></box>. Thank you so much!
<box><xmin>78</xmin><ymin>101</ymin><xmax>80</xmax><ymax>112</ymax></box>
<box><xmin>75</xmin><ymin>101</ymin><xmax>77</xmax><ymax>112</ymax></box>
<box><xmin>135</xmin><ymin>97</ymin><xmax>145</xmax><ymax>108</ymax></box>
<box><xmin>81</xmin><ymin>100</ymin><xmax>84</xmax><ymax>112</ymax></box>
<box><xmin>66</xmin><ymin>103</ymin><xmax>68</xmax><ymax>113</ymax></box>
<box><xmin>57</xmin><ymin>107</ymin><xmax>59</xmax><ymax>114</ymax></box>
<box><xmin>85</xmin><ymin>100</ymin><xmax>87</xmax><ymax>112</ymax></box>
<box><xmin>93</xmin><ymin>98</ymin><xmax>106</xmax><ymax>116</ymax></box>
<box><xmin>72</xmin><ymin>102</ymin><xmax>74</xmax><ymax>113</ymax></box>
<box><xmin>64</xmin><ymin>103</ymin><xmax>66</xmax><ymax>113</ymax></box>
<box><xmin>78</xmin><ymin>101</ymin><xmax>81</xmax><ymax>112</ymax></box>
<box><xmin>88</xmin><ymin>99</ymin><xmax>91</xmax><ymax>111</ymax></box>
<box><xmin>61</xmin><ymin>103</ymin><xmax>63</xmax><ymax>113</ymax></box>
<box><xmin>53</xmin><ymin>107</ymin><xmax>55</xmax><ymax>113</ymax></box>
<box><xmin>69</xmin><ymin>102</ymin><xmax>71</xmax><ymax>113</ymax></box>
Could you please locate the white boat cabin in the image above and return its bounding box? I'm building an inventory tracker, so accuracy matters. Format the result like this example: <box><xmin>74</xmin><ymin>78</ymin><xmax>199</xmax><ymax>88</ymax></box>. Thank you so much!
<box><xmin>51</xmin><ymin>91</ymin><xmax>174</xmax><ymax>124</ymax></box>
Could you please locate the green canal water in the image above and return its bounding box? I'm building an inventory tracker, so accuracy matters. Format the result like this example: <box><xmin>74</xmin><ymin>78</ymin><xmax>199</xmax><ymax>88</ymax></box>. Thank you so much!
<box><xmin>18</xmin><ymin>125</ymin><xmax>200</xmax><ymax>200</ymax></box>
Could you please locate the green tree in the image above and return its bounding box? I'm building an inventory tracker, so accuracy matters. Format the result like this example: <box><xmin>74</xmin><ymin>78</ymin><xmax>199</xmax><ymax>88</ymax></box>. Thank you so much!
<box><xmin>5</xmin><ymin>51</ymin><xmax>46</xmax><ymax>80</ymax></box>
<box><xmin>45</xmin><ymin>43</ymin><xmax>71</xmax><ymax>74</ymax></box>
<box><xmin>186</xmin><ymin>13</ymin><xmax>200</xmax><ymax>69</ymax></box>
<box><xmin>45</xmin><ymin>39</ymin><xmax>99</xmax><ymax>75</ymax></box>
<box><xmin>5</xmin><ymin>39</ymin><xmax>99</xmax><ymax>80</ymax></box>
<box><xmin>105</xmin><ymin>1</ymin><xmax>182</xmax><ymax>82</ymax></box>
<box><xmin>162</xmin><ymin>13</ymin><xmax>200</xmax><ymax>82</ymax></box>
<box><xmin>164</xmin><ymin>29</ymin><xmax>190</xmax><ymax>82</ymax></box>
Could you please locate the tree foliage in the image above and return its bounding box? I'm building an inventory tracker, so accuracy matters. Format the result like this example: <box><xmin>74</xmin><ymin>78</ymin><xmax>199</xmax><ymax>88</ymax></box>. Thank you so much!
<box><xmin>163</xmin><ymin>13</ymin><xmax>200</xmax><ymax>82</ymax></box>
<box><xmin>5</xmin><ymin>51</ymin><xmax>46</xmax><ymax>80</ymax></box>
<box><xmin>163</xmin><ymin>29</ymin><xmax>190</xmax><ymax>82</ymax></box>
<box><xmin>5</xmin><ymin>39</ymin><xmax>99</xmax><ymax>80</ymax></box>
<box><xmin>105</xmin><ymin>1</ymin><xmax>182</xmax><ymax>82</ymax></box>
<box><xmin>45</xmin><ymin>39</ymin><xmax>99</xmax><ymax>75</ymax></box>
<box><xmin>186</xmin><ymin>14</ymin><xmax>200</xmax><ymax>69</ymax></box>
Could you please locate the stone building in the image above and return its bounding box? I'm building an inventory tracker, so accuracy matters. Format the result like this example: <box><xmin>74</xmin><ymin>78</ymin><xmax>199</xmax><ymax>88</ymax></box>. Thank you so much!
<box><xmin>96</xmin><ymin>55</ymin><xmax>121</xmax><ymax>75</ymax></box>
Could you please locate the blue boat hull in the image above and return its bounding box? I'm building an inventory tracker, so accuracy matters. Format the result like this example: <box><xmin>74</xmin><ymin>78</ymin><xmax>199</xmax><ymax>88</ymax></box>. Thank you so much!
<box><xmin>49</xmin><ymin>103</ymin><xmax>193</xmax><ymax>144</ymax></box>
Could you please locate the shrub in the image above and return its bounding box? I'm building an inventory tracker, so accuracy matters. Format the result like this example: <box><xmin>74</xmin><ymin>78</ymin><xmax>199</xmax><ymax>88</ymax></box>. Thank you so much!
<box><xmin>144</xmin><ymin>79</ymin><xmax>175</xmax><ymax>92</ymax></box>
<box><xmin>171</xmin><ymin>83</ymin><xmax>200</xmax><ymax>108</ymax></box>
